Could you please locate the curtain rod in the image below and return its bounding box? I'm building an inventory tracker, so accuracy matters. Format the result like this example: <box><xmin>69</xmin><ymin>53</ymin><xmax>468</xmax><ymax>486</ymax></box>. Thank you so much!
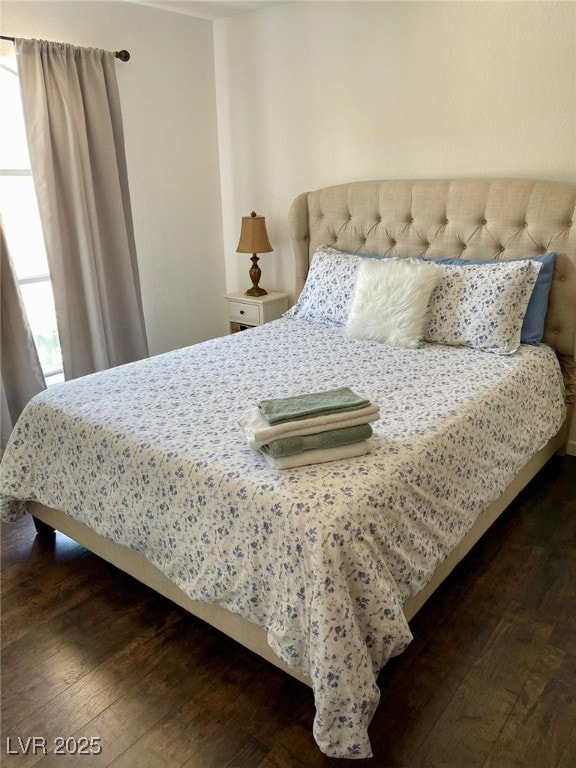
<box><xmin>0</xmin><ymin>35</ymin><xmax>130</xmax><ymax>61</ymax></box>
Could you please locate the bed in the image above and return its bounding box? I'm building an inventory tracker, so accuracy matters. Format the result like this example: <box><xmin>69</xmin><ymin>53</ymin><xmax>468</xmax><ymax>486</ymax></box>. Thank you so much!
<box><xmin>1</xmin><ymin>178</ymin><xmax>575</xmax><ymax>760</ymax></box>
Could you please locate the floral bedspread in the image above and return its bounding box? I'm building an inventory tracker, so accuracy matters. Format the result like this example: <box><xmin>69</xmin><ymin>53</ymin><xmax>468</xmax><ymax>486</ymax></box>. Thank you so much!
<box><xmin>0</xmin><ymin>318</ymin><xmax>566</xmax><ymax>758</ymax></box>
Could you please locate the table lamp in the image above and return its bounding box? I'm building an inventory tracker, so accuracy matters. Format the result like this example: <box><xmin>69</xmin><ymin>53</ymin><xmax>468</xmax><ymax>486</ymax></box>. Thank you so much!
<box><xmin>236</xmin><ymin>211</ymin><xmax>273</xmax><ymax>296</ymax></box>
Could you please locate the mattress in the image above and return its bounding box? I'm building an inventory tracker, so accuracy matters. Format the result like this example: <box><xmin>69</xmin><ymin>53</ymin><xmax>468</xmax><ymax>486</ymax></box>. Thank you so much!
<box><xmin>0</xmin><ymin>317</ymin><xmax>566</xmax><ymax>758</ymax></box>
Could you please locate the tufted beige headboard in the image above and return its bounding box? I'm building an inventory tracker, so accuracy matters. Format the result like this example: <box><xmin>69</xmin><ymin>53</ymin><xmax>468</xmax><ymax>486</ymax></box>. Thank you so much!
<box><xmin>289</xmin><ymin>179</ymin><xmax>576</xmax><ymax>360</ymax></box>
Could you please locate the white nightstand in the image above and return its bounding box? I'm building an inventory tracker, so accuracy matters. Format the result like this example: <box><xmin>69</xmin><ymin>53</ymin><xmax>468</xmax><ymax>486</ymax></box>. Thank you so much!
<box><xmin>224</xmin><ymin>291</ymin><xmax>290</xmax><ymax>333</ymax></box>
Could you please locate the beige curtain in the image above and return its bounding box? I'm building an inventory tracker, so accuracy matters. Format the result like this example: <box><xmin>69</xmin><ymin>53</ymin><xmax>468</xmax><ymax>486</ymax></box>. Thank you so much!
<box><xmin>1</xmin><ymin>219</ymin><xmax>46</xmax><ymax>454</ymax></box>
<box><xmin>15</xmin><ymin>38</ymin><xmax>148</xmax><ymax>380</ymax></box>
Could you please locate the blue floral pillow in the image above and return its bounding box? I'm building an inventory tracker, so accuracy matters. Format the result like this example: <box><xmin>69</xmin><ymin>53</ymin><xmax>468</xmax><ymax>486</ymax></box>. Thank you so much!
<box><xmin>284</xmin><ymin>246</ymin><xmax>360</xmax><ymax>326</ymax></box>
<box><xmin>428</xmin><ymin>253</ymin><xmax>556</xmax><ymax>344</ymax></box>
<box><xmin>424</xmin><ymin>260</ymin><xmax>542</xmax><ymax>354</ymax></box>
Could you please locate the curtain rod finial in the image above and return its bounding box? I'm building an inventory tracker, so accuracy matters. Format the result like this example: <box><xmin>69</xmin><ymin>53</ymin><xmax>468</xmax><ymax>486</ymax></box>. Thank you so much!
<box><xmin>116</xmin><ymin>50</ymin><xmax>130</xmax><ymax>62</ymax></box>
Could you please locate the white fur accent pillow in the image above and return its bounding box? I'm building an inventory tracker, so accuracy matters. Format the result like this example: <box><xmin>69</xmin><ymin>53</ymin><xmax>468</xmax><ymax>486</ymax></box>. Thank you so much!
<box><xmin>344</xmin><ymin>259</ymin><xmax>442</xmax><ymax>347</ymax></box>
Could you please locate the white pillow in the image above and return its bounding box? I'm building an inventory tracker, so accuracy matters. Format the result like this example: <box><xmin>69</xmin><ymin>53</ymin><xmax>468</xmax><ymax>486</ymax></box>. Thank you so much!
<box><xmin>424</xmin><ymin>260</ymin><xmax>542</xmax><ymax>354</ymax></box>
<box><xmin>344</xmin><ymin>259</ymin><xmax>442</xmax><ymax>347</ymax></box>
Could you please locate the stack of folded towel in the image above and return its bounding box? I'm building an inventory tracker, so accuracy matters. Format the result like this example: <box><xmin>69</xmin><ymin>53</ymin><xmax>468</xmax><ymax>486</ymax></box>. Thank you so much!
<box><xmin>239</xmin><ymin>386</ymin><xmax>380</xmax><ymax>469</ymax></box>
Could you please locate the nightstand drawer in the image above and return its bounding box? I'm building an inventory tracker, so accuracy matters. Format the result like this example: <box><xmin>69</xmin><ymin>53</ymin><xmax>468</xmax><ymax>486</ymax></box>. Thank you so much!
<box><xmin>224</xmin><ymin>291</ymin><xmax>290</xmax><ymax>334</ymax></box>
<box><xmin>228</xmin><ymin>301</ymin><xmax>260</xmax><ymax>324</ymax></box>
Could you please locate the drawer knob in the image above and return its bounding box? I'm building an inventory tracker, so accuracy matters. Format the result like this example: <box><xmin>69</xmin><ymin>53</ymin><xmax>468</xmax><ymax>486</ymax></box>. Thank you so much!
<box><xmin>240</xmin><ymin>310</ymin><xmax>245</xmax><ymax>315</ymax></box>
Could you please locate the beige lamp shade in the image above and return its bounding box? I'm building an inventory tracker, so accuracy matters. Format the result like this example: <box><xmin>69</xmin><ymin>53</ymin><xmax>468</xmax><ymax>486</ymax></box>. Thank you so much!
<box><xmin>236</xmin><ymin>211</ymin><xmax>273</xmax><ymax>254</ymax></box>
<box><xmin>236</xmin><ymin>211</ymin><xmax>273</xmax><ymax>296</ymax></box>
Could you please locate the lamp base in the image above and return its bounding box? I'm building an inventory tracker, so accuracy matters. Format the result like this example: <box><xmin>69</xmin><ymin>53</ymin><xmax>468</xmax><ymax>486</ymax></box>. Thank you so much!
<box><xmin>245</xmin><ymin>286</ymin><xmax>268</xmax><ymax>297</ymax></box>
<box><xmin>245</xmin><ymin>253</ymin><xmax>267</xmax><ymax>297</ymax></box>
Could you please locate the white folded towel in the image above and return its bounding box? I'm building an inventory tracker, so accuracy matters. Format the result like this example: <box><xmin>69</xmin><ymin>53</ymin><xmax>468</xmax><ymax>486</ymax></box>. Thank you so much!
<box><xmin>257</xmin><ymin>440</ymin><xmax>371</xmax><ymax>470</ymax></box>
<box><xmin>239</xmin><ymin>403</ymin><xmax>380</xmax><ymax>450</ymax></box>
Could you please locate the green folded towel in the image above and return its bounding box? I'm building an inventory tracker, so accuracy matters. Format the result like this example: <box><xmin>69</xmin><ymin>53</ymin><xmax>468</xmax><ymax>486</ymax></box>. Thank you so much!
<box><xmin>258</xmin><ymin>387</ymin><xmax>371</xmax><ymax>425</ymax></box>
<box><xmin>260</xmin><ymin>423</ymin><xmax>373</xmax><ymax>458</ymax></box>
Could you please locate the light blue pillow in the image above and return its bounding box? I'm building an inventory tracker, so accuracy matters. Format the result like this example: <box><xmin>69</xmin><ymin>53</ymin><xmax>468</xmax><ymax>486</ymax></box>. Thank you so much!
<box><xmin>428</xmin><ymin>252</ymin><xmax>556</xmax><ymax>345</ymax></box>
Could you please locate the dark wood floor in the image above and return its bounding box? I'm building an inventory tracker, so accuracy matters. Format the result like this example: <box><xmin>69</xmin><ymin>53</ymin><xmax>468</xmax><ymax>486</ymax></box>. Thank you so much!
<box><xmin>1</xmin><ymin>456</ymin><xmax>575</xmax><ymax>768</ymax></box>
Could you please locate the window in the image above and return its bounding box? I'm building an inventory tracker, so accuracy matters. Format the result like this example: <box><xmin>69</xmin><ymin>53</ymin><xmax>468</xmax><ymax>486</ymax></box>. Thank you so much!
<box><xmin>0</xmin><ymin>42</ymin><xmax>64</xmax><ymax>385</ymax></box>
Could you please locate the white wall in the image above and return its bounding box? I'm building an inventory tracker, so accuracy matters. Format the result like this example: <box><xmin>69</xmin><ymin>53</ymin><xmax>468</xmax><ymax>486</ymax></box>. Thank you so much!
<box><xmin>1</xmin><ymin>0</ymin><xmax>228</xmax><ymax>355</ymax></box>
<box><xmin>214</xmin><ymin>0</ymin><xmax>576</xmax><ymax>452</ymax></box>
